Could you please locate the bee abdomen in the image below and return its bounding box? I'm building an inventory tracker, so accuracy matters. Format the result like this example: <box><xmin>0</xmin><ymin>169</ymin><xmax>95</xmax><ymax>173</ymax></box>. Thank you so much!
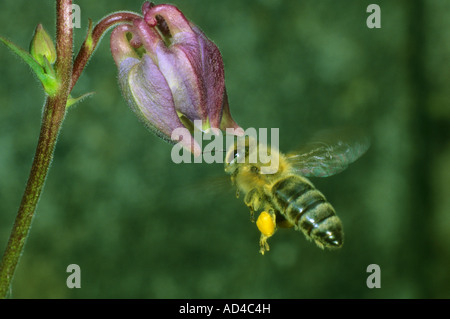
<box><xmin>297</xmin><ymin>200</ymin><xmax>343</xmax><ymax>249</ymax></box>
<box><xmin>272</xmin><ymin>176</ymin><xmax>343</xmax><ymax>249</ymax></box>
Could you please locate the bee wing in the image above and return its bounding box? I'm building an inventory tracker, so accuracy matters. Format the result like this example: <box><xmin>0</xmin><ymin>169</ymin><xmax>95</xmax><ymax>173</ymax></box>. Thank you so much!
<box><xmin>178</xmin><ymin>173</ymin><xmax>234</xmax><ymax>199</ymax></box>
<box><xmin>285</xmin><ymin>130</ymin><xmax>370</xmax><ymax>178</ymax></box>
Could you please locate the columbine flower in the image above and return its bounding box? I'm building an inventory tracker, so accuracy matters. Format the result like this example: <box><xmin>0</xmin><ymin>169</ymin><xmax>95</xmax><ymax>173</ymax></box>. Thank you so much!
<box><xmin>110</xmin><ymin>2</ymin><xmax>241</xmax><ymax>156</ymax></box>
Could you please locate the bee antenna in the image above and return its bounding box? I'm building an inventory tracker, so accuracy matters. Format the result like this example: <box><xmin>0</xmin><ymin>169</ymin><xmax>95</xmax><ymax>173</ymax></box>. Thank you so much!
<box><xmin>201</xmin><ymin>149</ymin><xmax>226</xmax><ymax>155</ymax></box>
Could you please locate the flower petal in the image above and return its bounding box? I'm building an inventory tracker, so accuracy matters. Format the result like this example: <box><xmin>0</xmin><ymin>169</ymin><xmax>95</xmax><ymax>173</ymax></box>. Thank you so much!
<box><xmin>119</xmin><ymin>55</ymin><xmax>201</xmax><ymax>155</ymax></box>
<box><xmin>191</xmin><ymin>24</ymin><xmax>226</xmax><ymax>129</ymax></box>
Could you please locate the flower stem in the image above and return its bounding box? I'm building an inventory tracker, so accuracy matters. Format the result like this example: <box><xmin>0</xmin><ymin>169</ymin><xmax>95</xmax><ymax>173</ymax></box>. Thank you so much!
<box><xmin>0</xmin><ymin>1</ymin><xmax>140</xmax><ymax>298</ymax></box>
<box><xmin>0</xmin><ymin>96</ymin><xmax>67</xmax><ymax>298</ymax></box>
<box><xmin>0</xmin><ymin>0</ymin><xmax>73</xmax><ymax>298</ymax></box>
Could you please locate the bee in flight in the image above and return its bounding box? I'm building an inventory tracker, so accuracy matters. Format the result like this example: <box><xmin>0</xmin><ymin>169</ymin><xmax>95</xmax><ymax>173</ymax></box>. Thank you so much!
<box><xmin>224</xmin><ymin>132</ymin><xmax>369</xmax><ymax>255</ymax></box>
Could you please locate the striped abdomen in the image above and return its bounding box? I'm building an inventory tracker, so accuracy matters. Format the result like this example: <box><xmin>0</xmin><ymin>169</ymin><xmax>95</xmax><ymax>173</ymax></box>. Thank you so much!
<box><xmin>271</xmin><ymin>175</ymin><xmax>343</xmax><ymax>249</ymax></box>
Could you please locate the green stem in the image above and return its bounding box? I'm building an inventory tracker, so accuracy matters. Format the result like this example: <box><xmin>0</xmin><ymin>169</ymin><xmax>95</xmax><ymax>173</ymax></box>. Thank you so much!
<box><xmin>0</xmin><ymin>0</ymin><xmax>73</xmax><ymax>298</ymax></box>
<box><xmin>0</xmin><ymin>1</ymin><xmax>139</xmax><ymax>298</ymax></box>
<box><xmin>0</xmin><ymin>96</ymin><xmax>67</xmax><ymax>298</ymax></box>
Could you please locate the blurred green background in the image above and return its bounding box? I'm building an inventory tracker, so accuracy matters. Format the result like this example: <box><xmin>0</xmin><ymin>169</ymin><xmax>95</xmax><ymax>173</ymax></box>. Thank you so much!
<box><xmin>1</xmin><ymin>0</ymin><xmax>449</xmax><ymax>298</ymax></box>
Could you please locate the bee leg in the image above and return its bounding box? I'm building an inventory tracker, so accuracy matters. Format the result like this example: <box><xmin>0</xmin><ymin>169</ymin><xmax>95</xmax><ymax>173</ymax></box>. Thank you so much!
<box><xmin>259</xmin><ymin>235</ymin><xmax>270</xmax><ymax>255</ymax></box>
<box><xmin>229</xmin><ymin>175</ymin><xmax>241</xmax><ymax>198</ymax></box>
<box><xmin>249</xmin><ymin>208</ymin><xmax>255</xmax><ymax>222</ymax></box>
<box><xmin>244</xmin><ymin>189</ymin><xmax>261</xmax><ymax>222</ymax></box>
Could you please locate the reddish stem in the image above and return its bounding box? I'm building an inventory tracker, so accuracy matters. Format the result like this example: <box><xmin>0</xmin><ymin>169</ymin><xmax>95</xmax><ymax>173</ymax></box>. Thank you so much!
<box><xmin>0</xmin><ymin>0</ymin><xmax>73</xmax><ymax>298</ymax></box>
<box><xmin>71</xmin><ymin>11</ymin><xmax>142</xmax><ymax>91</ymax></box>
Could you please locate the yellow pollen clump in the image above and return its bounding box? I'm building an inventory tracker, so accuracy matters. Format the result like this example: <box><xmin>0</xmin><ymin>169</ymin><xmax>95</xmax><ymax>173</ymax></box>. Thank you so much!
<box><xmin>256</xmin><ymin>211</ymin><xmax>275</xmax><ymax>237</ymax></box>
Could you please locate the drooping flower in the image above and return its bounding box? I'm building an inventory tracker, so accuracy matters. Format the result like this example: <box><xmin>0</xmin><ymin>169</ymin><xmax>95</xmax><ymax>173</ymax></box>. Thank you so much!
<box><xmin>110</xmin><ymin>2</ymin><xmax>241</xmax><ymax>156</ymax></box>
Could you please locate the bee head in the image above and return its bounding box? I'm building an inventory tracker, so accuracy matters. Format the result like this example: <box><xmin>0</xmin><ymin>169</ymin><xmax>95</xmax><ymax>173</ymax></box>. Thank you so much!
<box><xmin>224</xmin><ymin>137</ymin><xmax>256</xmax><ymax>175</ymax></box>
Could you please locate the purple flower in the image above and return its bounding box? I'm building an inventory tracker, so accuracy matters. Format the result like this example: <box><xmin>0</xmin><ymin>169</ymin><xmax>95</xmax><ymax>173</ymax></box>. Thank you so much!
<box><xmin>110</xmin><ymin>2</ymin><xmax>241</xmax><ymax>156</ymax></box>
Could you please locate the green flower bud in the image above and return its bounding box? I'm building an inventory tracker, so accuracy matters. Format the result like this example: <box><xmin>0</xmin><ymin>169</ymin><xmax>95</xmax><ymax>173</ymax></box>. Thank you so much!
<box><xmin>30</xmin><ymin>24</ymin><xmax>56</xmax><ymax>66</ymax></box>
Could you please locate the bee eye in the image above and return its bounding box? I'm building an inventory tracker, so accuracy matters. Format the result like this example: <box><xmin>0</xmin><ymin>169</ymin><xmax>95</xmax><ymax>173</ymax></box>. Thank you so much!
<box><xmin>225</xmin><ymin>147</ymin><xmax>239</xmax><ymax>166</ymax></box>
<box><xmin>225</xmin><ymin>139</ymin><xmax>253</xmax><ymax>166</ymax></box>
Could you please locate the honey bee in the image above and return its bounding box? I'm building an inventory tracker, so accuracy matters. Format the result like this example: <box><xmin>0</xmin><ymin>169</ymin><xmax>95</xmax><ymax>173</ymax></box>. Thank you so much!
<box><xmin>224</xmin><ymin>133</ymin><xmax>369</xmax><ymax>254</ymax></box>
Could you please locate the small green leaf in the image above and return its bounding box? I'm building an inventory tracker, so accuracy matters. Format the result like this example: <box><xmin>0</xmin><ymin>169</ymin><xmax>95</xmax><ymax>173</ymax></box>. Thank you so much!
<box><xmin>66</xmin><ymin>92</ymin><xmax>95</xmax><ymax>109</ymax></box>
<box><xmin>1</xmin><ymin>36</ymin><xmax>45</xmax><ymax>78</ymax></box>
<box><xmin>0</xmin><ymin>36</ymin><xmax>60</xmax><ymax>96</ymax></box>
